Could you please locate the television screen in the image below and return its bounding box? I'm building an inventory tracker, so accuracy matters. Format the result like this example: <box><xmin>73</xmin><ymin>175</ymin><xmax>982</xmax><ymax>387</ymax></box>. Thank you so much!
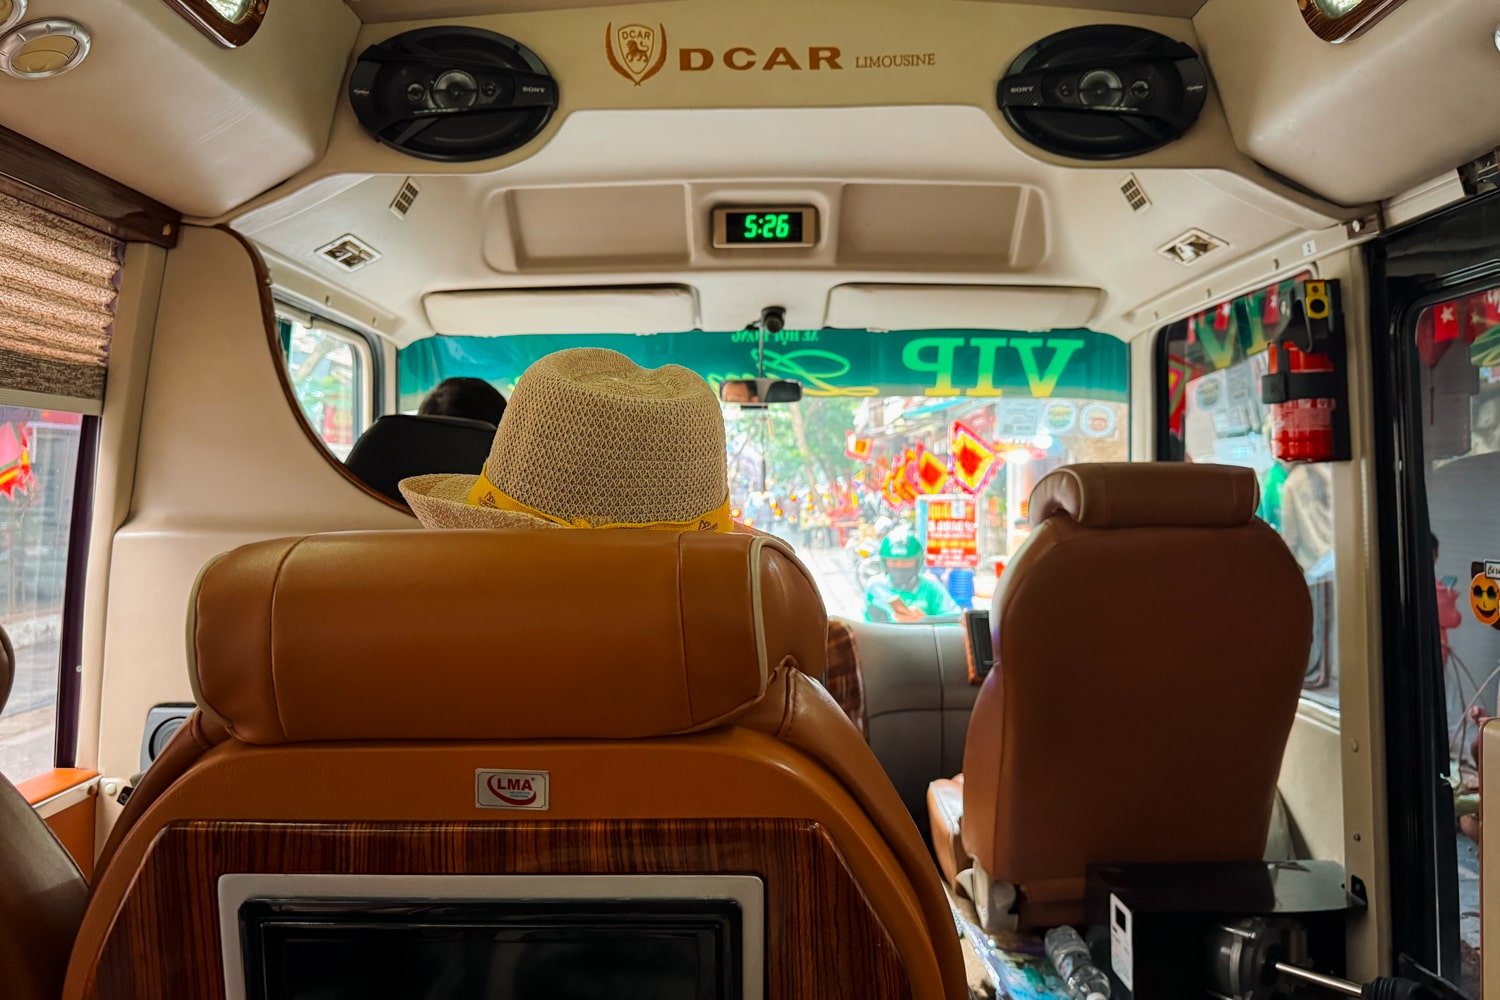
<box><xmin>240</xmin><ymin>899</ymin><xmax>742</xmax><ymax>1000</ymax></box>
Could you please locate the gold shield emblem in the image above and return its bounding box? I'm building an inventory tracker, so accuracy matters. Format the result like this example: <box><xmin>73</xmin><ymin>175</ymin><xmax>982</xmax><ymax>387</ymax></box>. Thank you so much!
<box><xmin>606</xmin><ymin>22</ymin><xmax>668</xmax><ymax>86</ymax></box>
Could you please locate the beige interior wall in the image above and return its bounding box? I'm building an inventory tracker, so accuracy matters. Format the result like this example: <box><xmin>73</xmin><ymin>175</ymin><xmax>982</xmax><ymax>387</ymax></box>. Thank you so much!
<box><xmin>91</xmin><ymin>226</ymin><xmax>413</xmax><ymax>828</ymax></box>
<box><xmin>76</xmin><ymin>244</ymin><xmax>167</xmax><ymax>775</ymax></box>
<box><xmin>1317</xmin><ymin>249</ymin><xmax>1389</xmax><ymax>980</ymax></box>
<box><xmin>1278</xmin><ymin>705</ymin><xmax>1345</xmax><ymax>863</ymax></box>
<box><xmin>1139</xmin><ymin>245</ymin><xmax>1387</xmax><ymax>975</ymax></box>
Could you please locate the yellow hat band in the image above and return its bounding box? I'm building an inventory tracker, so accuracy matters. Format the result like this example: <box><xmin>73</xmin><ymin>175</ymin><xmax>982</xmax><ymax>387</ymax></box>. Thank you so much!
<box><xmin>464</xmin><ymin>474</ymin><xmax>733</xmax><ymax>533</ymax></box>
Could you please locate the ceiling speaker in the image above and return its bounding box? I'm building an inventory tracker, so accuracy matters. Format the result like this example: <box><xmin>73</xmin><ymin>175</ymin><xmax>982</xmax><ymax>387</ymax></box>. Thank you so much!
<box><xmin>997</xmin><ymin>25</ymin><xmax>1206</xmax><ymax>160</ymax></box>
<box><xmin>349</xmin><ymin>26</ymin><xmax>558</xmax><ymax>162</ymax></box>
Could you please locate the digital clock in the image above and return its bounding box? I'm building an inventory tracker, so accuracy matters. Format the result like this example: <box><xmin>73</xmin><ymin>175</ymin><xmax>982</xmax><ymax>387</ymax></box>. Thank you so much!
<box><xmin>712</xmin><ymin>206</ymin><xmax>817</xmax><ymax>249</ymax></box>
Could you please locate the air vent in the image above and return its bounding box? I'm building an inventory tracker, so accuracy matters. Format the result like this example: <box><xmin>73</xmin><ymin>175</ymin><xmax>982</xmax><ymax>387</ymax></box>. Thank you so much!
<box><xmin>1158</xmin><ymin>229</ymin><xmax>1225</xmax><ymax>266</ymax></box>
<box><xmin>1121</xmin><ymin>175</ymin><xmax>1151</xmax><ymax>213</ymax></box>
<box><xmin>316</xmin><ymin>234</ymin><xmax>382</xmax><ymax>272</ymax></box>
<box><xmin>390</xmin><ymin>178</ymin><xmax>420</xmax><ymax>218</ymax></box>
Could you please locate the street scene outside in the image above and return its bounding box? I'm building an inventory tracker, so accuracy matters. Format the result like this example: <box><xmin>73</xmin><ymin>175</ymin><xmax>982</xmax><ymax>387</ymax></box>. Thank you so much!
<box><xmin>0</xmin><ymin>408</ymin><xmax>82</xmax><ymax>785</ymax></box>
<box><xmin>723</xmin><ymin>394</ymin><xmax>1128</xmax><ymax>621</ymax></box>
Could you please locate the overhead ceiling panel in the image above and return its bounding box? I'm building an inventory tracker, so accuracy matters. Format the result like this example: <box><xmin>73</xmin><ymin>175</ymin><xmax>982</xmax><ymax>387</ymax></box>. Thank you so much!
<box><xmin>344</xmin><ymin>0</ymin><xmax>1203</xmax><ymax>22</ymax></box>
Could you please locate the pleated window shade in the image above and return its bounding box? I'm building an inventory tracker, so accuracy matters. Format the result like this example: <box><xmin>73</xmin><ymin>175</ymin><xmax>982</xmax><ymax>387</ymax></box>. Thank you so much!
<box><xmin>0</xmin><ymin>190</ymin><xmax>124</xmax><ymax>410</ymax></box>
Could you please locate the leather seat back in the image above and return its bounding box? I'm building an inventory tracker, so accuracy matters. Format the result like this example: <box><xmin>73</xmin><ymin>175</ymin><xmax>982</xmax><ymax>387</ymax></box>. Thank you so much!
<box><xmin>70</xmin><ymin>531</ymin><xmax>965</xmax><ymax>1000</ymax></box>
<box><xmin>961</xmin><ymin>463</ymin><xmax>1312</xmax><ymax>924</ymax></box>
<box><xmin>0</xmin><ymin>624</ymin><xmax>88</xmax><ymax>1000</ymax></box>
<box><xmin>343</xmin><ymin>413</ymin><xmax>495</xmax><ymax>505</ymax></box>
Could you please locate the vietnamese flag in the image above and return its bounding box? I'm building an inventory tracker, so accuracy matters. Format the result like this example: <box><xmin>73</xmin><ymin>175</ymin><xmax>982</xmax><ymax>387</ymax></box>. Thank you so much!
<box><xmin>915</xmin><ymin>446</ymin><xmax>950</xmax><ymax>494</ymax></box>
<box><xmin>950</xmin><ymin>421</ymin><xmax>997</xmax><ymax>494</ymax></box>
<box><xmin>845</xmin><ymin>431</ymin><xmax>873</xmax><ymax>461</ymax></box>
<box><xmin>1434</xmin><ymin>300</ymin><xmax>1460</xmax><ymax>344</ymax></box>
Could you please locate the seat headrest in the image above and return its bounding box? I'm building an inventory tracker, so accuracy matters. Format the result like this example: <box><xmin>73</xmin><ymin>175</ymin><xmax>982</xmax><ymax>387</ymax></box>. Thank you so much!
<box><xmin>344</xmin><ymin>414</ymin><xmax>496</xmax><ymax>506</ymax></box>
<box><xmin>188</xmin><ymin>531</ymin><xmax>827</xmax><ymax>745</ymax></box>
<box><xmin>1030</xmin><ymin>463</ymin><xmax>1260</xmax><ymax>529</ymax></box>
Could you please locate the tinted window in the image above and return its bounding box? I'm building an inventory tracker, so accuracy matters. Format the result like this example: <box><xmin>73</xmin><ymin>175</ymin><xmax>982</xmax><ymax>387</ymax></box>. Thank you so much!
<box><xmin>1159</xmin><ymin>277</ymin><xmax>1339</xmax><ymax>710</ymax></box>
<box><xmin>1409</xmin><ymin>288</ymin><xmax>1500</xmax><ymax>994</ymax></box>
<box><xmin>398</xmin><ymin>328</ymin><xmax>1129</xmax><ymax>622</ymax></box>
<box><xmin>278</xmin><ymin>313</ymin><xmax>369</xmax><ymax>462</ymax></box>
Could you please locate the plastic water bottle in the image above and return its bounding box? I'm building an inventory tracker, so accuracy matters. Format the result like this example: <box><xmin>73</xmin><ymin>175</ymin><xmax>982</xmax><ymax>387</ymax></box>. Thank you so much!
<box><xmin>1044</xmin><ymin>925</ymin><xmax>1111</xmax><ymax>1000</ymax></box>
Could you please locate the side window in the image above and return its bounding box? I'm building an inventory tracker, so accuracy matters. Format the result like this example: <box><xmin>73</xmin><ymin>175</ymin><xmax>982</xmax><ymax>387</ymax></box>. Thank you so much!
<box><xmin>1409</xmin><ymin>288</ymin><xmax>1500</xmax><ymax>995</ymax></box>
<box><xmin>1158</xmin><ymin>277</ymin><xmax>1340</xmax><ymax>711</ymax></box>
<box><xmin>0</xmin><ymin>409</ymin><xmax>86</xmax><ymax>783</ymax></box>
<box><xmin>277</xmin><ymin>311</ymin><xmax>372</xmax><ymax>461</ymax></box>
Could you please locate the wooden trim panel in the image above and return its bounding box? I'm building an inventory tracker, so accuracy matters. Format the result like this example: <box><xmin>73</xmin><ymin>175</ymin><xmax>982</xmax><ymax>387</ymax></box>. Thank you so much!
<box><xmin>223</xmin><ymin>227</ymin><xmax>413</xmax><ymax>516</ymax></box>
<box><xmin>1296</xmin><ymin>0</ymin><xmax>1408</xmax><ymax>43</ymax></box>
<box><xmin>159</xmin><ymin>0</ymin><xmax>270</xmax><ymax>48</ymax></box>
<box><xmin>82</xmin><ymin>819</ymin><xmax>911</xmax><ymax>1000</ymax></box>
<box><xmin>0</xmin><ymin>125</ymin><xmax>179</xmax><ymax>247</ymax></box>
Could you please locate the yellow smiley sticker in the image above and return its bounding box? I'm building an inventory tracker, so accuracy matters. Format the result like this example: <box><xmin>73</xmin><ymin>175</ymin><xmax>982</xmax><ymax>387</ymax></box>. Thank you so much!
<box><xmin>1471</xmin><ymin>572</ymin><xmax>1500</xmax><ymax>629</ymax></box>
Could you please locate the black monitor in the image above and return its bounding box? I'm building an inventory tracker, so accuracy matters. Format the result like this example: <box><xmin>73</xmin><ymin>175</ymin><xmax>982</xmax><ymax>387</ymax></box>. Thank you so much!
<box><xmin>220</xmin><ymin>874</ymin><xmax>764</xmax><ymax>1000</ymax></box>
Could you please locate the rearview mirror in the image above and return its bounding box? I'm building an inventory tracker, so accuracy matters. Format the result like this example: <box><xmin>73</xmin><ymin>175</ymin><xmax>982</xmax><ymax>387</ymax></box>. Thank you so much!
<box><xmin>719</xmin><ymin>378</ymin><xmax>803</xmax><ymax>405</ymax></box>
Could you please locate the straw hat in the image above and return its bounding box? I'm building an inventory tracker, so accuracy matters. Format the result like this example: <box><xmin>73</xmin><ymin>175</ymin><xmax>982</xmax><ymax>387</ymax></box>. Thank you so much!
<box><xmin>399</xmin><ymin>348</ymin><xmax>731</xmax><ymax>532</ymax></box>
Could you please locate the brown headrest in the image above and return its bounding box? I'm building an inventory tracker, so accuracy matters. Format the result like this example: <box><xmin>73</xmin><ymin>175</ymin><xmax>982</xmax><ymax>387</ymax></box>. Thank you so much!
<box><xmin>1029</xmin><ymin>463</ymin><xmax>1260</xmax><ymax>530</ymax></box>
<box><xmin>189</xmin><ymin>531</ymin><xmax>827</xmax><ymax>745</ymax></box>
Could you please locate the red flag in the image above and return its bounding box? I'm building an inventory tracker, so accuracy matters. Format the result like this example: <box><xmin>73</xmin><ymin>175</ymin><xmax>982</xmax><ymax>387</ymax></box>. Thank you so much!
<box><xmin>950</xmin><ymin>421</ymin><xmax>997</xmax><ymax>494</ymax></box>
<box><xmin>1263</xmin><ymin>286</ymin><xmax>1281</xmax><ymax>326</ymax></box>
<box><xmin>1214</xmin><ymin>301</ymin><xmax>1232</xmax><ymax>332</ymax></box>
<box><xmin>1434</xmin><ymin>301</ymin><xmax>1460</xmax><ymax>344</ymax></box>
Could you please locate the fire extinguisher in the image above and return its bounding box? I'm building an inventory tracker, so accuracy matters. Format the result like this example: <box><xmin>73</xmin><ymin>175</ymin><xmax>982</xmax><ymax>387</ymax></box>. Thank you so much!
<box><xmin>1260</xmin><ymin>279</ymin><xmax>1349</xmax><ymax>463</ymax></box>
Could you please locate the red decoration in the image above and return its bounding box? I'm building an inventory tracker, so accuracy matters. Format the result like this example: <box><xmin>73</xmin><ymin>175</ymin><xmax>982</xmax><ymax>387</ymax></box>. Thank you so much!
<box><xmin>0</xmin><ymin>422</ymin><xmax>34</xmax><ymax>499</ymax></box>
<box><xmin>949</xmin><ymin>421</ymin><xmax>998</xmax><ymax>494</ymax></box>
<box><xmin>915</xmin><ymin>446</ymin><xmax>950</xmax><ymax>494</ymax></box>
<box><xmin>844</xmin><ymin>431</ymin><xmax>873</xmax><ymax>461</ymax></box>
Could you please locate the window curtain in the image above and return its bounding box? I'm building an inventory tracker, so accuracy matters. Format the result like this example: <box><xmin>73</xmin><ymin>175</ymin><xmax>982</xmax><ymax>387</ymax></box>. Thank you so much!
<box><xmin>0</xmin><ymin>190</ymin><xmax>124</xmax><ymax>410</ymax></box>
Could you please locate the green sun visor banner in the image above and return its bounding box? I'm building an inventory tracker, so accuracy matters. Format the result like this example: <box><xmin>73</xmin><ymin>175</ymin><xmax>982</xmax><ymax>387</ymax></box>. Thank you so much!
<box><xmin>398</xmin><ymin>328</ymin><xmax>1129</xmax><ymax>411</ymax></box>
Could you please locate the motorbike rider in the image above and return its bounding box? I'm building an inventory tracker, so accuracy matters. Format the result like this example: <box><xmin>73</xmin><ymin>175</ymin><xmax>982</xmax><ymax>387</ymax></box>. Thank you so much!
<box><xmin>864</xmin><ymin>528</ymin><xmax>962</xmax><ymax>623</ymax></box>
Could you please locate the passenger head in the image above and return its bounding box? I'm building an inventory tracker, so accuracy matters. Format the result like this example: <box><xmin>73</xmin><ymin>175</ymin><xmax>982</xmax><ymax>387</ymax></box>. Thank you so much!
<box><xmin>400</xmin><ymin>348</ymin><xmax>731</xmax><ymax>532</ymax></box>
<box><xmin>880</xmin><ymin>529</ymin><xmax>923</xmax><ymax>590</ymax></box>
<box><xmin>418</xmin><ymin>377</ymin><xmax>508</xmax><ymax>427</ymax></box>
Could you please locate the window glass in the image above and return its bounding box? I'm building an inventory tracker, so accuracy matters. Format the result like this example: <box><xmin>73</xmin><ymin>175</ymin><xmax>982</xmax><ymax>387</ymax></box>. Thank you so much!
<box><xmin>1410</xmin><ymin>288</ymin><xmax>1500</xmax><ymax>995</ymax></box>
<box><xmin>1160</xmin><ymin>276</ymin><xmax>1339</xmax><ymax>710</ymax></box>
<box><xmin>398</xmin><ymin>328</ymin><xmax>1130</xmax><ymax>622</ymax></box>
<box><xmin>278</xmin><ymin>314</ymin><xmax>367</xmax><ymax>462</ymax></box>
<box><xmin>0</xmin><ymin>408</ymin><xmax>83</xmax><ymax>784</ymax></box>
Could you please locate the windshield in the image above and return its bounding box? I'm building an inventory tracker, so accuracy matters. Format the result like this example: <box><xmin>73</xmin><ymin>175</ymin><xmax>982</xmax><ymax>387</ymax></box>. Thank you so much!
<box><xmin>398</xmin><ymin>327</ymin><xmax>1129</xmax><ymax>622</ymax></box>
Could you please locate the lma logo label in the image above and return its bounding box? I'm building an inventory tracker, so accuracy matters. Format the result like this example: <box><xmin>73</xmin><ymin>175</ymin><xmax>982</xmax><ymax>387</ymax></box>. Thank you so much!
<box><xmin>476</xmin><ymin>769</ymin><xmax>550</xmax><ymax>810</ymax></box>
<box><xmin>605</xmin><ymin>22</ymin><xmax>668</xmax><ymax>85</ymax></box>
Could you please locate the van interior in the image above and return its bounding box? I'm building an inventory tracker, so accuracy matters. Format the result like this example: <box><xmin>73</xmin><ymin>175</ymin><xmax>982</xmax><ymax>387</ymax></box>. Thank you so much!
<box><xmin>2</xmin><ymin>0</ymin><xmax>1500</xmax><ymax>998</ymax></box>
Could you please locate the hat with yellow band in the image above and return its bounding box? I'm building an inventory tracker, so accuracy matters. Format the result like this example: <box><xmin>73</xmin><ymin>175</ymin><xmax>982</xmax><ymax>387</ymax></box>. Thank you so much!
<box><xmin>399</xmin><ymin>347</ymin><xmax>733</xmax><ymax>533</ymax></box>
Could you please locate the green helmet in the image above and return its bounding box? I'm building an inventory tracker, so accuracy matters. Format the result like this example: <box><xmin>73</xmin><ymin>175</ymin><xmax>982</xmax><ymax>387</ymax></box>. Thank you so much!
<box><xmin>880</xmin><ymin>530</ymin><xmax>923</xmax><ymax>561</ymax></box>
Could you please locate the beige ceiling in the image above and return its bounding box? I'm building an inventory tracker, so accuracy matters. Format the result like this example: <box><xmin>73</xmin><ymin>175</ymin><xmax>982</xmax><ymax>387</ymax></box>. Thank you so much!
<box><xmin>344</xmin><ymin>0</ymin><xmax>1205</xmax><ymax>22</ymax></box>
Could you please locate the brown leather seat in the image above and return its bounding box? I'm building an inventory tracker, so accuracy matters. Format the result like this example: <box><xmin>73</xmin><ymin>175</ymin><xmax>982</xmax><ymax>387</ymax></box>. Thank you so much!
<box><xmin>0</xmin><ymin>624</ymin><xmax>89</xmax><ymax>1000</ymax></box>
<box><xmin>68</xmin><ymin>530</ymin><xmax>966</xmax><ymax>1000</ymax></box>
<box><xmin>927</xmin><ymin>463</ymin><xmax>1312</xmax><ymax>929</ymax></box>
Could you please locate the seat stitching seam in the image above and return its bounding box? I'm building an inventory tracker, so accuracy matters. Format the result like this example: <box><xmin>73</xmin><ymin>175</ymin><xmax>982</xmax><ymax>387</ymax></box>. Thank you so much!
<box><xmin>266</xmin><ymin>538</ymin><xmax>305</xmax><ymax>742</ymax></box>
<box><xmin>676</xmin><ymin>534</ymin><xmax>694</xmax><ymax>724</ymax></box>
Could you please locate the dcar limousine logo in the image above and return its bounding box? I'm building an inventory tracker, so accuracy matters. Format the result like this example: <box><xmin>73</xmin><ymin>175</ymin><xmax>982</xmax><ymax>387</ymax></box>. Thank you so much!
<box><xmin>606</xmin><ymin>22</ymin><xmax>668</xmax><ymax>85</ymax></box>
<box><xmin>606</xmin><ymin>22</ymin><xmax>939</xmax><ymax>84</ymax></box>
